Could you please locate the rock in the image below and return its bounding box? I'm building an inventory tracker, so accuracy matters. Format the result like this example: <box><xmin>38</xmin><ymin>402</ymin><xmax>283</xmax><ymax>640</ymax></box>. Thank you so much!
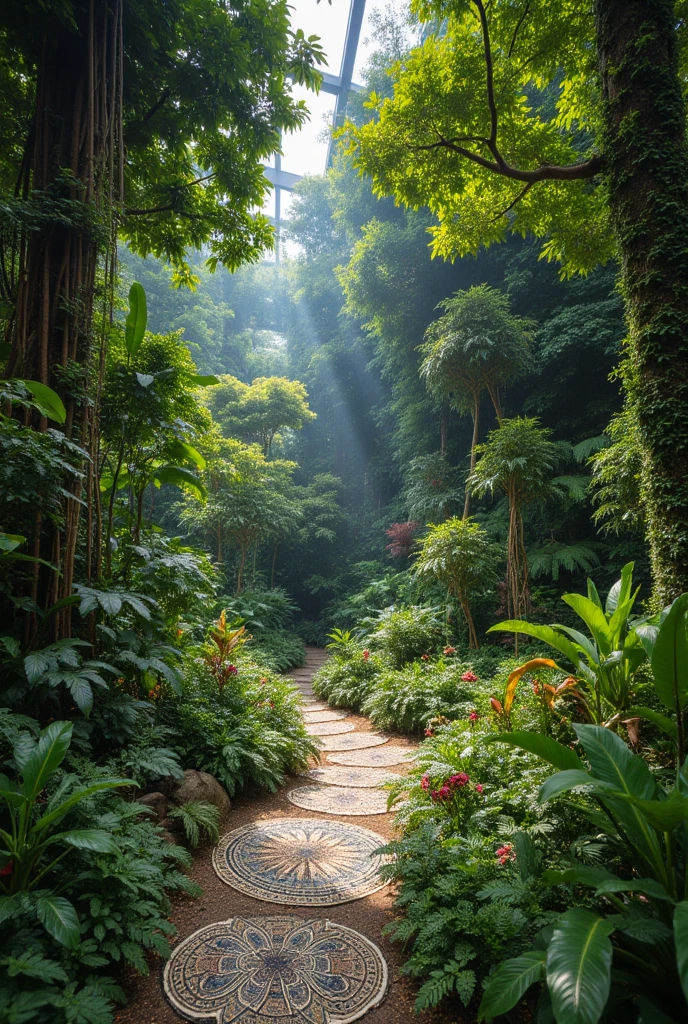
<box><xmin>160</xmin><ymin>816</ymin><xmax>184</xmax><ymax>835</ymax></box>
<box><xmin>169</xmin><ymin>770</ymin><xmax>231</xmax><ymax>818</ymax></box>
<box><xmin>135</xmin><ymin>791</ymin><xmax>168</xmax><ymax>822</ymax></box>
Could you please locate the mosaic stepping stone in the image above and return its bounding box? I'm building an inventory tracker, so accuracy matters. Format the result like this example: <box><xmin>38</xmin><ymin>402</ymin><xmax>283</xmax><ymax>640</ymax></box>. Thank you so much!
<box><xmin>318</xmin><ymin>733</ymin><xmax>388</xmax><ymax>752</ymax></box>
<box><xmin>328</xmin><ymin>747</ymin><xmax>416</xmax><ymax>767</ymax></box>
<box><xmin>300</xmin><ymin>702</ymin><xmax>328</xmax><ymax>712</ymax></box>
<box><xmin>305</xmin><ymin>720</ymin><xmax>355</xmax><ymax>736</ymax></box>
<box><xmin>288</xmin><ymin>785</ymin><xmax>389</xmax><ymax>816</ymax></box>
<box><xmin>303</xmin><ymin>710</ymin><xmax>348</xmax><ymax>723</ymax></box>
<box><xmin>164</xmin><ymin>915</ymin><xmax>388</xmax><ymax>1023</ymax></box>
<box><xmin>306</xmin><ymin>765</ymin><xmax>397</xmax><ymax>788</ymax></box>
<box><xmin>213</xmin><ymin>818</ymin><xmax>391</xmax><ymax>905</ymax></box>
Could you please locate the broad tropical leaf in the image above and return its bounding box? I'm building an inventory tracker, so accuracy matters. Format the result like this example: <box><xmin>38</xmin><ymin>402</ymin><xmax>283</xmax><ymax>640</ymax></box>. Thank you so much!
<box><xmin>546</xmin><ymin>908</ymin><xmax>614</xmax><ymax>1024</ymax></box>
<box><xmin>674</xmin><ymin>901</ymin><xmax>688</xmax><ymax>1004</ymax></box>
<box><xmin>627</xmin><ymin>706</ymin><xmax>678</xmax><ymax>742</ymax></box>
<box><xmin>35</xmin><ymin>894</ymin><xmax>80</xmax><ymax>948</ymax></box>
<box><xmin>486</xmin><ymin>731</ymin><xmax>585</xmax><ymax>772</ymax></box>
<box><xmin>21</xmin><ymin>722</ymin><xmax>72</xmax><ymax>801</ymax></box>
<box><xmin>487</xmin><ymin>621</ymin><xmax>582</xmax><ymax>668</ymax></box>
<box><xmin>124</xmin><ymin>281</ymin><xmax>147</xmax><ymax>357</ymax></box>
<box><xmin>561</xmin><ymin>594</ymin><xmax>612</xmax><ymax>657</ymax></box>
<box><xmin>478</xmin><ymin>950</ymin><xmax>545</xmax><ymax>1020</ymax></box>
<box><xmin>651</xmin><ymin>594</ymin><xmax>688</xmax><ymax>713</ymax></box>
<box><xmin>152</xmin><ymin>464</ymin><xmax>206</xmax><ymax>498</ymax></box>
<box><xmin>19</xmin><ymin>380</ymin><xmax>66</xmax><ymax>424</ymax></box>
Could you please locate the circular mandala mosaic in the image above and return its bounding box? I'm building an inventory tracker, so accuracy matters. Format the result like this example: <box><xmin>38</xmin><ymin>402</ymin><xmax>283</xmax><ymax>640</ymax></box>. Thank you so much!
<box><xmin>303</xmin><ymin>710</ymin><xmax>348</xmax><ymax>723</ymax></box>
<box><xmin>306</xmin><ymin>766</ymin><xmax>396</xmax><ymax>789</ymax></box>
<box><xmin>287</xmin><ymin>785</ymin><xmax>389</xmax><ymax>816</ymax></box>
<box><xmin>164</xmin><ymin>915</ymin><xmax>388</xmax><ymax>1023</ymax></box>
<box><xmin>318</xmin><ymin>733</ymin><xmax>388</xmax><ymax>752</ymax></box>
<box><xmin>306</xmin><ymin>721</ymin><xmax>355</xmax><ymax>737</ymax></box>
<box><xmin>327</xmin><ymin>747</ymin><xmax>415</xmax><ymax>768</ymax></box>
<box><xmin>213</xmin><ymin>819</ymin><xmax>391</xmax><ymax>905</ymax></box>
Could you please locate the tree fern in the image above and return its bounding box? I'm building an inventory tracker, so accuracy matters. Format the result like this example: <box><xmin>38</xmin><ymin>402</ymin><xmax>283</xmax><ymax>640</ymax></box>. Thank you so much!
<box><xmin>528</xmin><ymin>540</ymin><xmax>602</xmax><ymax>581</ymax></box>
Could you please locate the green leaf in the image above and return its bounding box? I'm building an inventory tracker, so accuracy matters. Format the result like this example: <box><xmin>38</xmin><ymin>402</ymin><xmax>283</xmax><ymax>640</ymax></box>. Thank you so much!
<box><xmin>135</xmin><ymin>372</ymin><xmax>154</xmax><ymax>387</ymax></box>
<box><xmin>35</xmin><ymin>894</ymin><xmax>80</xmax><ymax>948</ymax></box>
<box><xmin>32</xmin><ymin>778</ymin><xmax>130</xmax><ymax>833</ymax></box>
<box><xmin>546</xmin><ymin>908</ymin><xmax>614</xmax><ymax>1024</ymax></box>
<box><xmin>18</xmin><ymin>380</ymin><xmax>66</xmax><ymax>424</ymax></box>
<box><xmin>574</xmin><ymin>725</ymin><xmax>656</xmax><ymax>799</ymax></box>
<box><xmin>167</xmin><ymin>439</ymin><xmax>206</xmax><ymax>469</ymax></box>
<box><xmin>539</xmin><ymin>769</ymin><xmax>607</xmax><ymax>803</ymax></box>
<box><xmin>152</xmin><ymin>464</ymin><xmax>206</xmax><ymax>498</ymax></box>
<box><xmin>66</xmin><ymin>676</ymin><xmax>93</xmax><ymax>716</ymax></box>
<box><xmin>605</xmin><ymin>563</ymin><xmax>634</xmax><ymax>616</ymax></box>
<box><xmin>618</xmin><ymin>790</ymin><xmax>688</xmax><ymax>832</ymax></box>
<box><xmin>0</xmin><ymin>533</ymin><xmax>24</xmax><ymax>553</ymax></box>
<box><xmin>627</xmin><ymin>706</ymin><xmax>678</xmax><ymax>742</ymax></box>
<box><xmin>96</xmin><ymin>591</ymin><xmax>122</xmax><ymax>617</ymax></box>
<box><xmin>543</xmin><ymin>865</ymin><xmax>617</xmax><ymax>890</ymax></box>
<box><xmin>486</xmin><ymin>731</ymin><xmax>585</xmax><ymax>771</ymax></box>
<box><xmin>487</xmin><ymin>621</ymin><xmax>583</xmax><ymax>668</ymax></box>
<box><xmin>651</xmin><ymin>594</ymin><xmax>688</xmax><ymax>713</ymax></box>
<box><xmin>478</xmin><ymin>951</ymin><xmax>545</xmax><ymax>1021</ymax></box>
<box><xmin>0</xmin><ymin>896</ymin><xmax>20</xmax><ymax>925</ymax></box>
<box><xmin>124</xmin><ymin>282</ymin><xmax>147</xmax><ymax>357</ymax></box>
<box><xmin>51</xmin><ymin>828</ymin><xmax>119</xmax><ymax>854</ymax></box>
<box><xmin>21</xmin><ymin>722</ymin><xmax>72</xmax><ymax>801</ymax></box>
<box><xmin>594</xmin><ymin>877</ymin><xmax>673</xmax><ymax>901</ymax></box>
<box><xmin>561</xmin><ymin>594</ymin><xmax>612</xmax><ymax>657</ymax></box>
<box><xmin>673</xmin><ymin>901</ymin><xmax>688</xmax><ymax>1004</ymax></box>
<box><xmin>188</xmin><ymin>373</ymin><xmax>220</xmax><ymax>386</ymax></box>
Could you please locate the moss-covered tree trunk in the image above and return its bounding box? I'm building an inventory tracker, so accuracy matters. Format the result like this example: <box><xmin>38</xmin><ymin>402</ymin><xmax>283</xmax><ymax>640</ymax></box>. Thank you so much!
<box><xmin>596</xmin><ymin>0</ymin><xmax>688</xmax><ymax>600</ymax></box>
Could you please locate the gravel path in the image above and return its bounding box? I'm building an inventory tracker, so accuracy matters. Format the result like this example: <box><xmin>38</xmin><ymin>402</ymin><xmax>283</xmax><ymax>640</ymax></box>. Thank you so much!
<box><xmin>117</xmin><ymin>647</ymin><xmax>454</xmax><ymax>1024</ymax></box>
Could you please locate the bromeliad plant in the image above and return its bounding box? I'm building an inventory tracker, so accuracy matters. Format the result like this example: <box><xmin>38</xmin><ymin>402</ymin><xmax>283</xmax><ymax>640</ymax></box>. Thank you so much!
<box><xmin>480</xmin><ymin>594</ymin><xmax>688</xmax><ymax>1023</ymax></box>
<box><xmin>488</xmin><ymin>562</ymin><xmax>651</xmax><ymax>725</ymax></box>
<box><xmin>203</xmin><ymin>610</ymin><xmax>249</xmax><ymax>692</ymax></box>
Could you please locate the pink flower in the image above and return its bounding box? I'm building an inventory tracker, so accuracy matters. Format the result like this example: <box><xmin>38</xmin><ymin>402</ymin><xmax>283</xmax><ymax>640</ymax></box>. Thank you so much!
<box><xmin>496</xmin><ymin>843</ymin><xmax>515</xmax><ymax>866</ymax></box>
<box><xmin>438</xmin><ymin>785</ymin><xmax>451</xmax><ymax>801</ymax></box>
<box><xmin>462</xmin><ymin>671</ymin><xmax>478</xmax><ymax>682</ymax></box>
<box><xmin>421</xmin><ymin>654</ymin><xmax>430</xmax><ymax>662</ymax></box>
<box><xmin>449</xmin><ymin>772</ymin><xmax>469</xmax><ymax>787</ymax></box>
<box><xmin>475</xmin><ymin>783</ymin><xmax>483</xmax><ymax>794</ymax></box>
<box><xmin>420</xmin><ymin>774</ymin><xmax>430</xmax><ymax>791</ymax></box>
<box><xmin>362</xmin><ymin>649</ymin><xmax>370</xmax><ymax>661</ymax></box>
<box><xmin>424</xmin><ymin>728</ymin><xmax>433</xmax><ymax>737</ymax></box>
<box><xmin>227</xmin><ymin>664</ymin><xmax>238</xmax><ymax>676</ymax></box>
<box><xmin>469</xmin><ymin>711</ymin><xmax>480</xmax><ymax>722</ymax></box>
<box><xmin>443</xmin><ymin>646</ymin><xmax>456</xmax><ymax>656</ymax></box>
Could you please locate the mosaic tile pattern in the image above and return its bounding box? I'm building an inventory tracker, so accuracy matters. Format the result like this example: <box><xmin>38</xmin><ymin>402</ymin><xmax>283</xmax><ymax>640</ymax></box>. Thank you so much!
<box><xmin>306</xmin><ymin>766</ymin><xmax>397</xmax><ymax>789</ymax></box>
<box><xmin>318</xmin><ymin>733</ymin><xmax>388</xmax><ymax>752</ymax></box>
<box><xmin>305</xmin><ymin>721</ymin><xmax>355</xmax><ymax>736</ymax></box>
<box><xmin>213</xmin><ymin>819</ymin><xmax>390</xmax><ymax>905</ymax></box>
<box><xmin>287</xmin><ymin>785</ymin><xmax>389</xmax><ymax>816</ymax></box>
<box><xmin>164</xmin><ymin>915</ymin><xmax>388</xmax><ymax>1023</ymax></box>
<box><xmin>327</xmin><ymin>747</ymin><xmax>415</xmax><ymax>768</ymax></box>
<box><xmin>302</xmin><ymin>710</ymin><xmax>349</xmax><ymax>723</ymax></box>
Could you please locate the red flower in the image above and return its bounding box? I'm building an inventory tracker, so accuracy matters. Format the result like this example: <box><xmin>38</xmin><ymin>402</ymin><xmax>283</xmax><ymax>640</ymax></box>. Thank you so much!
<box><xmin>469</xmin><ymin>711</ymin><xmax>479</xmax><ymax>722</ymax></box>
<box><xmin>449</xmin><ymin>772</ymin><xmax>469</xmax><ymax>787</ymax></box>
<box><xmin>496</xmin><ymin>843</ymin><xmax>516</xmax><ymax>865</ymax></box>
<box><xmin>424</xmin><ymin>728</ymin><xmax>433</xmax><ymax>737</ymax></box>
<box><xmin>461</xmin><ymin>671</ymin><xmax>478</xmax><ymax>682</ymax></box>
<box><xmin>0</xmin><ymin>860</ymin><xmax>12</xmax><ymax>876</ymax></box>
<box><xmin>260</xmin><ymin>677</ymin><xmax>268</xmax><ymax>685</ymax></box>
<box><xmin>227</xmin><ymin>664</ymin><xmax>238</xmax><ymax>676</ymax></box>
<box><xmin>443</xmin><ymin>646</ymin><xmax>456</xmax><ymax>656</ymax></box>
<box><xmin>533</xmin><ymin>682</ymin><xmax>540</xmax><ymax>695</ymax></box>
<box><xmin>420</xmin><ymin>774</ymin><xmax>430</xmax><ymax>791</ymax></box>
<box><xmin>362</xmin><ymin>649</ymin><xmax>370</xmax><ymax>661</ymax></box>
<box><xmin>421</xmin><ymin>654</ymin><xmax>430</xmax><ymax>662</ymax></box>
<box><xmin>475</xmin><ymin>783</ymin><xmax>483</xmax><ymax>794</ymax></box>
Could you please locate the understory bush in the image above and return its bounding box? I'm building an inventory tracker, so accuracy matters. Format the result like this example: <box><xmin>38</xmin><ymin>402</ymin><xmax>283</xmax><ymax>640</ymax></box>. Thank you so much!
<box><xmin>363</xmin><ymin>605</ymin><xmax>445</xmax><ymax>668</ymax></box>
<box><xmin>248</xmin><ymin>629</ymin><xmax>305</xmax><ymax>673</ymax></box>
<box><xmin>162</xmin><ymin>656</ymin><xmax>317</xmax><ymax>793</ymax></box>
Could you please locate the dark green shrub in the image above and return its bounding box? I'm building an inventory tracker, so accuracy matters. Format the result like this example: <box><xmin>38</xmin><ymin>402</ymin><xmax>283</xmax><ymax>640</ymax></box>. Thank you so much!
<box><xmin>365</xmin><ymin>605</ymin><xmax>445</xmax><ymax>668</ymax></box>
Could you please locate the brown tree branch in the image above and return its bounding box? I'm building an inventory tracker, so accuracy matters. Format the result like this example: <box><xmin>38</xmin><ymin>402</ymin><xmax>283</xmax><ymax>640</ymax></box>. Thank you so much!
<box><xmin>472</xmin><ymin>0</ymin><xmax>499</xmax><ymax>148</ymax></box>
<box><xmin>410</xmin><ymin>135</ymin><xmax>604</xmax><ymax>182</ymax></box>
<box><xmin>507</xmin><ymin>0</ymin><xmax>531</xmax><ymax>59</ymax></box>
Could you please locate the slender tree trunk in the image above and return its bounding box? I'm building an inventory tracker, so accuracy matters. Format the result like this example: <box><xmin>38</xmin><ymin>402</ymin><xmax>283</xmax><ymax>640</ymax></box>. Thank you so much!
<box><xmin>463</xmin><ymin>391</ymin><xmax>481</xmax><ymax>519</ymax></box>
<box><xmin>237</xmin><ymin>543</ymin><xmax>247</xmax><ymax>594</ymax></box>
<box><xmin>486</xmin><ymin>383</ymin><xmax>503</xmax><ymax>424</ymax></box>
<box><xmin>460</xmin><ymin>593</ymin><xmax>479</xmax><ymax>649</ymax></box>
<box><xmin>271</xmin><ymin>544</ymin><xmax>278</xmax><ymax>588</ymax></box>
<box><xmin>596</xmin><ymin>0</ymin><xmax>688</xmax><ymax>600</ymax></box>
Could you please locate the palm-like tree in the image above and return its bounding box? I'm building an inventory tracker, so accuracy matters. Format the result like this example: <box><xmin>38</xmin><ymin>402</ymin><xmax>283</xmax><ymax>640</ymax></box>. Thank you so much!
<box><xmin>420</xmin><ymin>285</ymin><xmax>532</xmax><ymax>518</ymax></box>
<box><xmin>468</xmin><ymin>417</ymin><xmax>561</xmax><ymax>626</ymax></box>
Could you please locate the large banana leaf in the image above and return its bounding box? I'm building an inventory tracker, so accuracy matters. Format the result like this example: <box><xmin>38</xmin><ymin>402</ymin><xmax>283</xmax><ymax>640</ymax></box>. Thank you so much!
<box><xmin>651</xmin><ymin>594</ymin><xmax>688</xmax><ymax>713</ymax></box>
<box><xmin>20</xmin><ymin>723</ymin><xmax>73</xmax><ymax>801</ymax></box>
<box><xmin>124</xmin><ymin>281</ymin><xmax>147</xmax><ymax>357</ymax></box>
<box><xmin>561</xmin><ymin>594</ymin><xmax>612</xmax><ymax>657</ymax></box>
<box><xmin>152</xmin><ymin>464</ymin><xmax>206</xmax><ymax>498</ymax></box>
<box><xmin>486</xmin><ymin>621</ymin><xmax>583</xmax><ymax>668</ymax></box>
<box><xmin>546</xmin><ymin>908</ymin><xmax>614</xmax><ymax>1024</ymax></box>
